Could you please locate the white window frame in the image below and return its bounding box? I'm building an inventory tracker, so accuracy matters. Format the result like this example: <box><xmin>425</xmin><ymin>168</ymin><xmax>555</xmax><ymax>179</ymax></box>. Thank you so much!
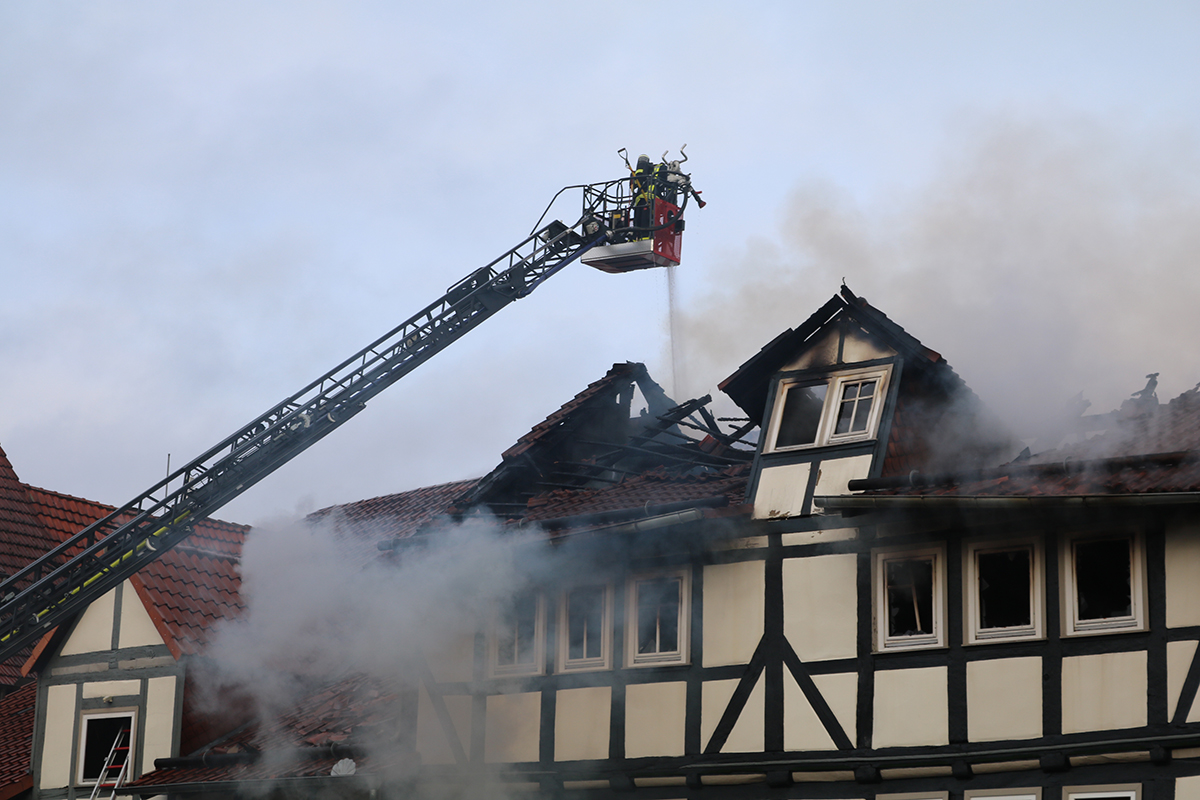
<box><xmin>626</xmin><ymin>569</ymin><xmax>690</xmax><ymax>667</ymax></box>
<box><xmin>489</xmin><ymin>591</ymin><xmax>546</xmax><ymax>677</ymax></box>
<box><xmin>964</xmin><ymin>537</ymin><xmax>1044</xmax><ymax>644</ymax></box>
<box><xmin>874</xmin><ymin>544</ymin><xmax>946</xmax><ymax>652</ymax></box>
<box><xmin>765</xmin><ymin>365</ymin><xmax>891</xmax><ymax>452</ymax></box>
<box><xmin>77</xmin><ymin>709</ymin><xmax>136</xmax><ymax>786</ymax></box>
<box><xmin>1064</xmin><ymin>784</ymin><xmax>1140</xmax><ymax>800</ymax></box>
<box><xmin>557</xmin><ymin>583</ymin><xmax>613</xmax><ymax>673</ymax></box>
<box><xmin>1061</xmin><ymin>532</ymin><xmax>1146</xmax><ymax>636</ymax></box>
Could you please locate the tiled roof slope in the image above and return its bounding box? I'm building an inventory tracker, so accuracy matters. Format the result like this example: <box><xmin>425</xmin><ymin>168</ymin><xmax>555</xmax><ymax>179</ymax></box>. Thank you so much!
<box><xmin>131</xmin><ymin>673</ymin><xmax>401</xmax><ymax>787</ymax></box>
<box><xmin>0</xmin><ymin>682</ymin><xmax>35</xmax><ymax>800</ymax></box>
<box><xmin>523</xmin><ymin>464</ymin><xmax>749</xmax><ymax>522</ymax></box>
<box><xmin>0</xmin><ymin>446</ymin><xmax>59</xmax><ymax>586</ymax></box>
<box><xmin>307</xmin><ymin>479</ymin><xmax>478</xmax><ymax>559</ymax></box>
<box><xmin>22</xmin><ymin>486</ymin><xmax>249</xmax><ymax>660</ymax></box>
<box><xmin>865</xmin><ymin>388</ymin><xmax>1200</xmax><ymax>498</ymax></box>
<box><xmin>0</xmin><ymin>447</ymin><xmax>60</xmax><ymax>686</ymax></box>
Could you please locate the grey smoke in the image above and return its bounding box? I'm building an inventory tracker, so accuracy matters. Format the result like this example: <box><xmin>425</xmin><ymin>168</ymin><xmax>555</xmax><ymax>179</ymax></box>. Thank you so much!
<box><xmin>676</xmin><ymin>115</ymin><xmax>1200</xmax><ymax>438</ymax></box>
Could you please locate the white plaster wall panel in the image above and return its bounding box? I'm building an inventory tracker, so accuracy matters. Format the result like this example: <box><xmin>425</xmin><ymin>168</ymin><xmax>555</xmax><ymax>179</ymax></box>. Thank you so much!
<box><xmin>485</xmin><ymin>692</ymin><xmax>541</xmax><ymax>763</ymax></box>
<box><xmin>82</xmin><ymin>680</ymin><xmax>140</xmax><ymax>699</ymax></box>
<box><xmin>427</xmin><ymin>636</ymin><xmax>475</xmax><ymax>684</ymax></box>
<box><xmin>1178</xmin><ymin>776</ymin><xmax>1200</xmax><ymax>800</ymax></box>
<box><xmin>60</xmin><ymin>587</ymin><xmax>117</xmax><ymax>656</ymax></box>
<box><xmin>812</xmin><ymin>672</ymin><xmax>858</xmax><ymax>745</ymax></box>
<box><xmin>873</xmin><ymin>667</ymin><xmax>949</xmax><ymax>747</ymax></box>
<box><xmin>1165</xmin><ymin>522</ymin><xmax>1200</xmax><ymax>628</ymax></box>
<box><xmin>416</xmin><ymin>688</ymin><xmax>472</xmax><ymax>765</ymax></box>
<box><xmin>783</xmin><ymin>554</ymin><xmax>858</xmax><ymax>662</ymax></box>
<box><xmin>703</xmin><ymin>561</ymin><xmax>765</xmax><ymax>667</ymax></box>
<box><xmin>840</xmin><ymin>327</ymin><xmax>897</xmax><ymax>364</ymax></box>
<box><xmin>39</xmin><ymin>684</ymin><xmax>75</xmax><ymax>789</ymax></box>
<box><xmin>118</xmin><ymin>581</ymin><xmax>165</xmax><ymax>649</ymax></box>
<box><xmin>144</xmin><ymin>676</ymin><xmax>177</xmax><ymax>770</ymax></box>
<box><xmin>626</xmin><ymin>682</ymin><xmax>686</xmax><ymax>757</ymax></box>
<box><xmin>752</xmin><ymin>463</ymin><xmax>811</xmax><ymax>520</ymax></box>
<box><xmin>783</xmin><ymin>328</ymin><xmax>840</xmax><ymax>371</ymax></box>
<box><xmin>783</xmin><ymin>672</ymin><xmax>835</xmax><ymax>751</ymax></box>
<box><xmin>555</xmin><ymin>687</ymin><xmax>611</xmax><ymax>761</ymax></box>
<box><xmin>966</xmin><ymin>657</ymin><xmax>1042</xmax><ymax>742</ymax></box>
<box><xmin>781</xmin><ymin>528</ymin><xmax>858</xmax><ymax>546</ymax></box>
<box><xmin>812</xmin><ymin>455</ymin><xmax>874</xmax><ymax>501</ymax></box>
<box><xmin>1168</xmin><ymin>641</ymin><xmax>1199</xmax><ymax>721</ymax></box>
<box><xmin>1061</xmin><ymin>651</ymin><xmax>1147</xmax><ymax>733</ymax></box>
<box><xmin>701</xmin><ymin>676</ymin><xmax>764</xmax><ymax>753</ymax></box>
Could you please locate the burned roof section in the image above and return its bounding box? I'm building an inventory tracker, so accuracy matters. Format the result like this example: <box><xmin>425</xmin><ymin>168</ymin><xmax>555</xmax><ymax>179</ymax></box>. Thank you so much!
<box><xmin>450</xmin><ymin>362</ymin><xmax>755</xmax><ymax>523</ymax></box>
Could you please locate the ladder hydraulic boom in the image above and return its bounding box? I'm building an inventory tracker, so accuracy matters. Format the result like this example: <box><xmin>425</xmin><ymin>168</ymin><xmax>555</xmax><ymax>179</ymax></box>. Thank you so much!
<box><xmin>0</xmin><ymin>163</ymin><xmax>700</xmax><ymax>664</ymax></box>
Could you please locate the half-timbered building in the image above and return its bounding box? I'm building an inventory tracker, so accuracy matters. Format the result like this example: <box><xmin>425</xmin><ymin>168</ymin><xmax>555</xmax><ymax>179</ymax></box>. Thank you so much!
<box><xmin>10</xmin><ymin>286</ymin><xmax>1200</xmax><ymax>800</ymax></box>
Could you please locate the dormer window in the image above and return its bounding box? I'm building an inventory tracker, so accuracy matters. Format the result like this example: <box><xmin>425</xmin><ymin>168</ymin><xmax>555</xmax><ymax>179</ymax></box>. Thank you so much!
<box><xmin>767</xmin><ymin>366</ymin><xmax>891</xmax><ymax>451</ymax></box>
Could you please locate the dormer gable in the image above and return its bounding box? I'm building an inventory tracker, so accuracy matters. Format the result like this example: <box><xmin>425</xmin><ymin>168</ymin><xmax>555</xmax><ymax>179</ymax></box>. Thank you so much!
<box><xmin>720</xmin><ymin>286</ymin><xmax>1011</xmax><ymax>520</ymax></box>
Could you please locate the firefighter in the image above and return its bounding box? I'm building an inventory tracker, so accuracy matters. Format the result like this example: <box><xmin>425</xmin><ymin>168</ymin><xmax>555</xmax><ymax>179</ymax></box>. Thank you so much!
<box><xmin>631</xmin><ymin>154</ymin><xmax>656</xmax><ymax>238</ymax></box>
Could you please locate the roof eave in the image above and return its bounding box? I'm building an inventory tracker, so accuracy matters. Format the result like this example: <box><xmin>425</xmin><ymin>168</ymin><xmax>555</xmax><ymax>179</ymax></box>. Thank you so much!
<box><xmin>816</xmin><ymin>492</ymin><xmax>1200</xmax><ymax>511</ymax></box>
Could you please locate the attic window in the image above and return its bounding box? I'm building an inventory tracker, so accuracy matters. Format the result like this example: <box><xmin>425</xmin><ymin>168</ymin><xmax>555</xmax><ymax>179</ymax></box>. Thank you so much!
<box><xmin>78</xmin><ymin>711</ymin><xmax>134</xmax><ymax>785</ymax></box>
<box><xmin>767</xmin><ymin>366</ymin><xmax>890</xmax><ymax>451</ymax></box>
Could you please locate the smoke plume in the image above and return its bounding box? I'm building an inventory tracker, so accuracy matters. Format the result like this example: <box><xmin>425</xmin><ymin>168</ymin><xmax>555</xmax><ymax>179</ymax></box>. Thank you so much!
<box><xmin>678</xmin><ymin>115</ymin><xmax>1200</xmax><ymax>437</ymax></box>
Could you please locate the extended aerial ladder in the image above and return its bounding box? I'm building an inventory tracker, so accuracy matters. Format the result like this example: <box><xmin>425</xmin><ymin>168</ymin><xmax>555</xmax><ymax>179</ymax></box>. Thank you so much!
<box><xmin>0</xmin><ymin>153</ymin><xmax>701</xmax><ymax>663</ymax></box>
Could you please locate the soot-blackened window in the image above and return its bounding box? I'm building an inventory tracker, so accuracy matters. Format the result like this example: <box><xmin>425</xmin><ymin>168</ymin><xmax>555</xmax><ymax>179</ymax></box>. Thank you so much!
<box><xmin>966</xmin><ymin>539</ymin><xmax>1043</xmax><ymax>644</ymax></box>
<box><xmin>1064</xmin><ymin>533</ymin><xmax>1144</xmax><ymax>635</ymax></box>
<box><xmin>775</xmin><ymin>383</ymin><xmax>828</xmax><ymax>448</ymax></box>
<box><xmin>886</xmin><ymin>557</ymin><xmax>934</xmax><ymax>637</ymax></box>
<box><xmin>768</xmin><ymin>367</ymin><xmax>891</xmax><ymax>452</ymax></box>
<box><xmin>875</xmin><ymin>546</ymin><xmax>945</xmax><ymax>651</ymax></box>
<box><xmin>1075</xmin><ymin>538</ymin><xmax>1132</xmax><ymax>621</ymax></box>
<box><xmin>978</xmin><ymin>549</ymin><xmax>1032</xmax><ymax>629</ymax></box>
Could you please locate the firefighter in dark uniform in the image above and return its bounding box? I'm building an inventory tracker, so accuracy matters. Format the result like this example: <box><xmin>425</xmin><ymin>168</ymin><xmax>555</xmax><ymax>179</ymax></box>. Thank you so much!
<box><xmin>631</xmin><ymin>154</ymin><xmax>656</xmax><ymax>238</ymax></box>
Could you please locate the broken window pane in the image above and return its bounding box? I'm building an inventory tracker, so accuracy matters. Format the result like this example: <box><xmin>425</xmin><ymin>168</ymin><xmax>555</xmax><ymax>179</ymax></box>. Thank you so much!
<box><xmin>886</xmin><ymin>557</ymin><xmax>934</xmax><ymax>637</ymax></box>
<box><xmin>775</xmin><ymin>382</ymin><xmax>828</xmax><ymax>448</ymax></box>
<box><xmin>497</xmin><ymin>592</ymin><xmax>539</xmax><ymax>667</ymax></box>
<box><xmin>977</xmin><ymin>548</ymin><xmax>1032</xmax><ymax>629</ymax></box>
<box><xmin>1075</xmin><ymin>537</ymin><xmax>1132</xmax><ymax>620</ymax></box>
<box><xmin>636</xmin><ymin>577</ymin><xmax>681</xmax><ymax>655</ymax></box>
<box><xmin>566</xmin><ymin>585</ymin><xmax>605</xmax><ymax>661</ymax></box>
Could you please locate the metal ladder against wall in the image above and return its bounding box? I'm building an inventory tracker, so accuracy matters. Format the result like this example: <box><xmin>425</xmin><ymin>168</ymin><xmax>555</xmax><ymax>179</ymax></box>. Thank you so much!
<box><xmin>88</xmin><ymin>727</ymin><xmax>131</xmax><ymax>800</ymax></box>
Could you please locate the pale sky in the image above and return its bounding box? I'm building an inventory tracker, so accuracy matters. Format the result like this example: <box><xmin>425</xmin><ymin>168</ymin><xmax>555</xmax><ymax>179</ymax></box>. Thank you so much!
<box><xmin>2</xmin><ymin>2</ymin><xmax>1198</xmax><ymax>523</ymax></box>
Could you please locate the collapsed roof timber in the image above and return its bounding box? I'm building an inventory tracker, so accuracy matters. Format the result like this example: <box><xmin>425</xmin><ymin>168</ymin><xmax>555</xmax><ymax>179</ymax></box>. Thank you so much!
<box><xmin>7</xmin><ymin>286</ymin><xmax>1200</xmax><ymax>800</ymax></box>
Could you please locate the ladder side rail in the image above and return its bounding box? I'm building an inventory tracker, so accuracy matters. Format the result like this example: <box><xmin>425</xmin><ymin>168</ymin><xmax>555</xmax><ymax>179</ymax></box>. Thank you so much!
<box><xmin>0</xmin><ymin>217</ymin><xmax>607</xmax><ymax>661</ymax></box>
